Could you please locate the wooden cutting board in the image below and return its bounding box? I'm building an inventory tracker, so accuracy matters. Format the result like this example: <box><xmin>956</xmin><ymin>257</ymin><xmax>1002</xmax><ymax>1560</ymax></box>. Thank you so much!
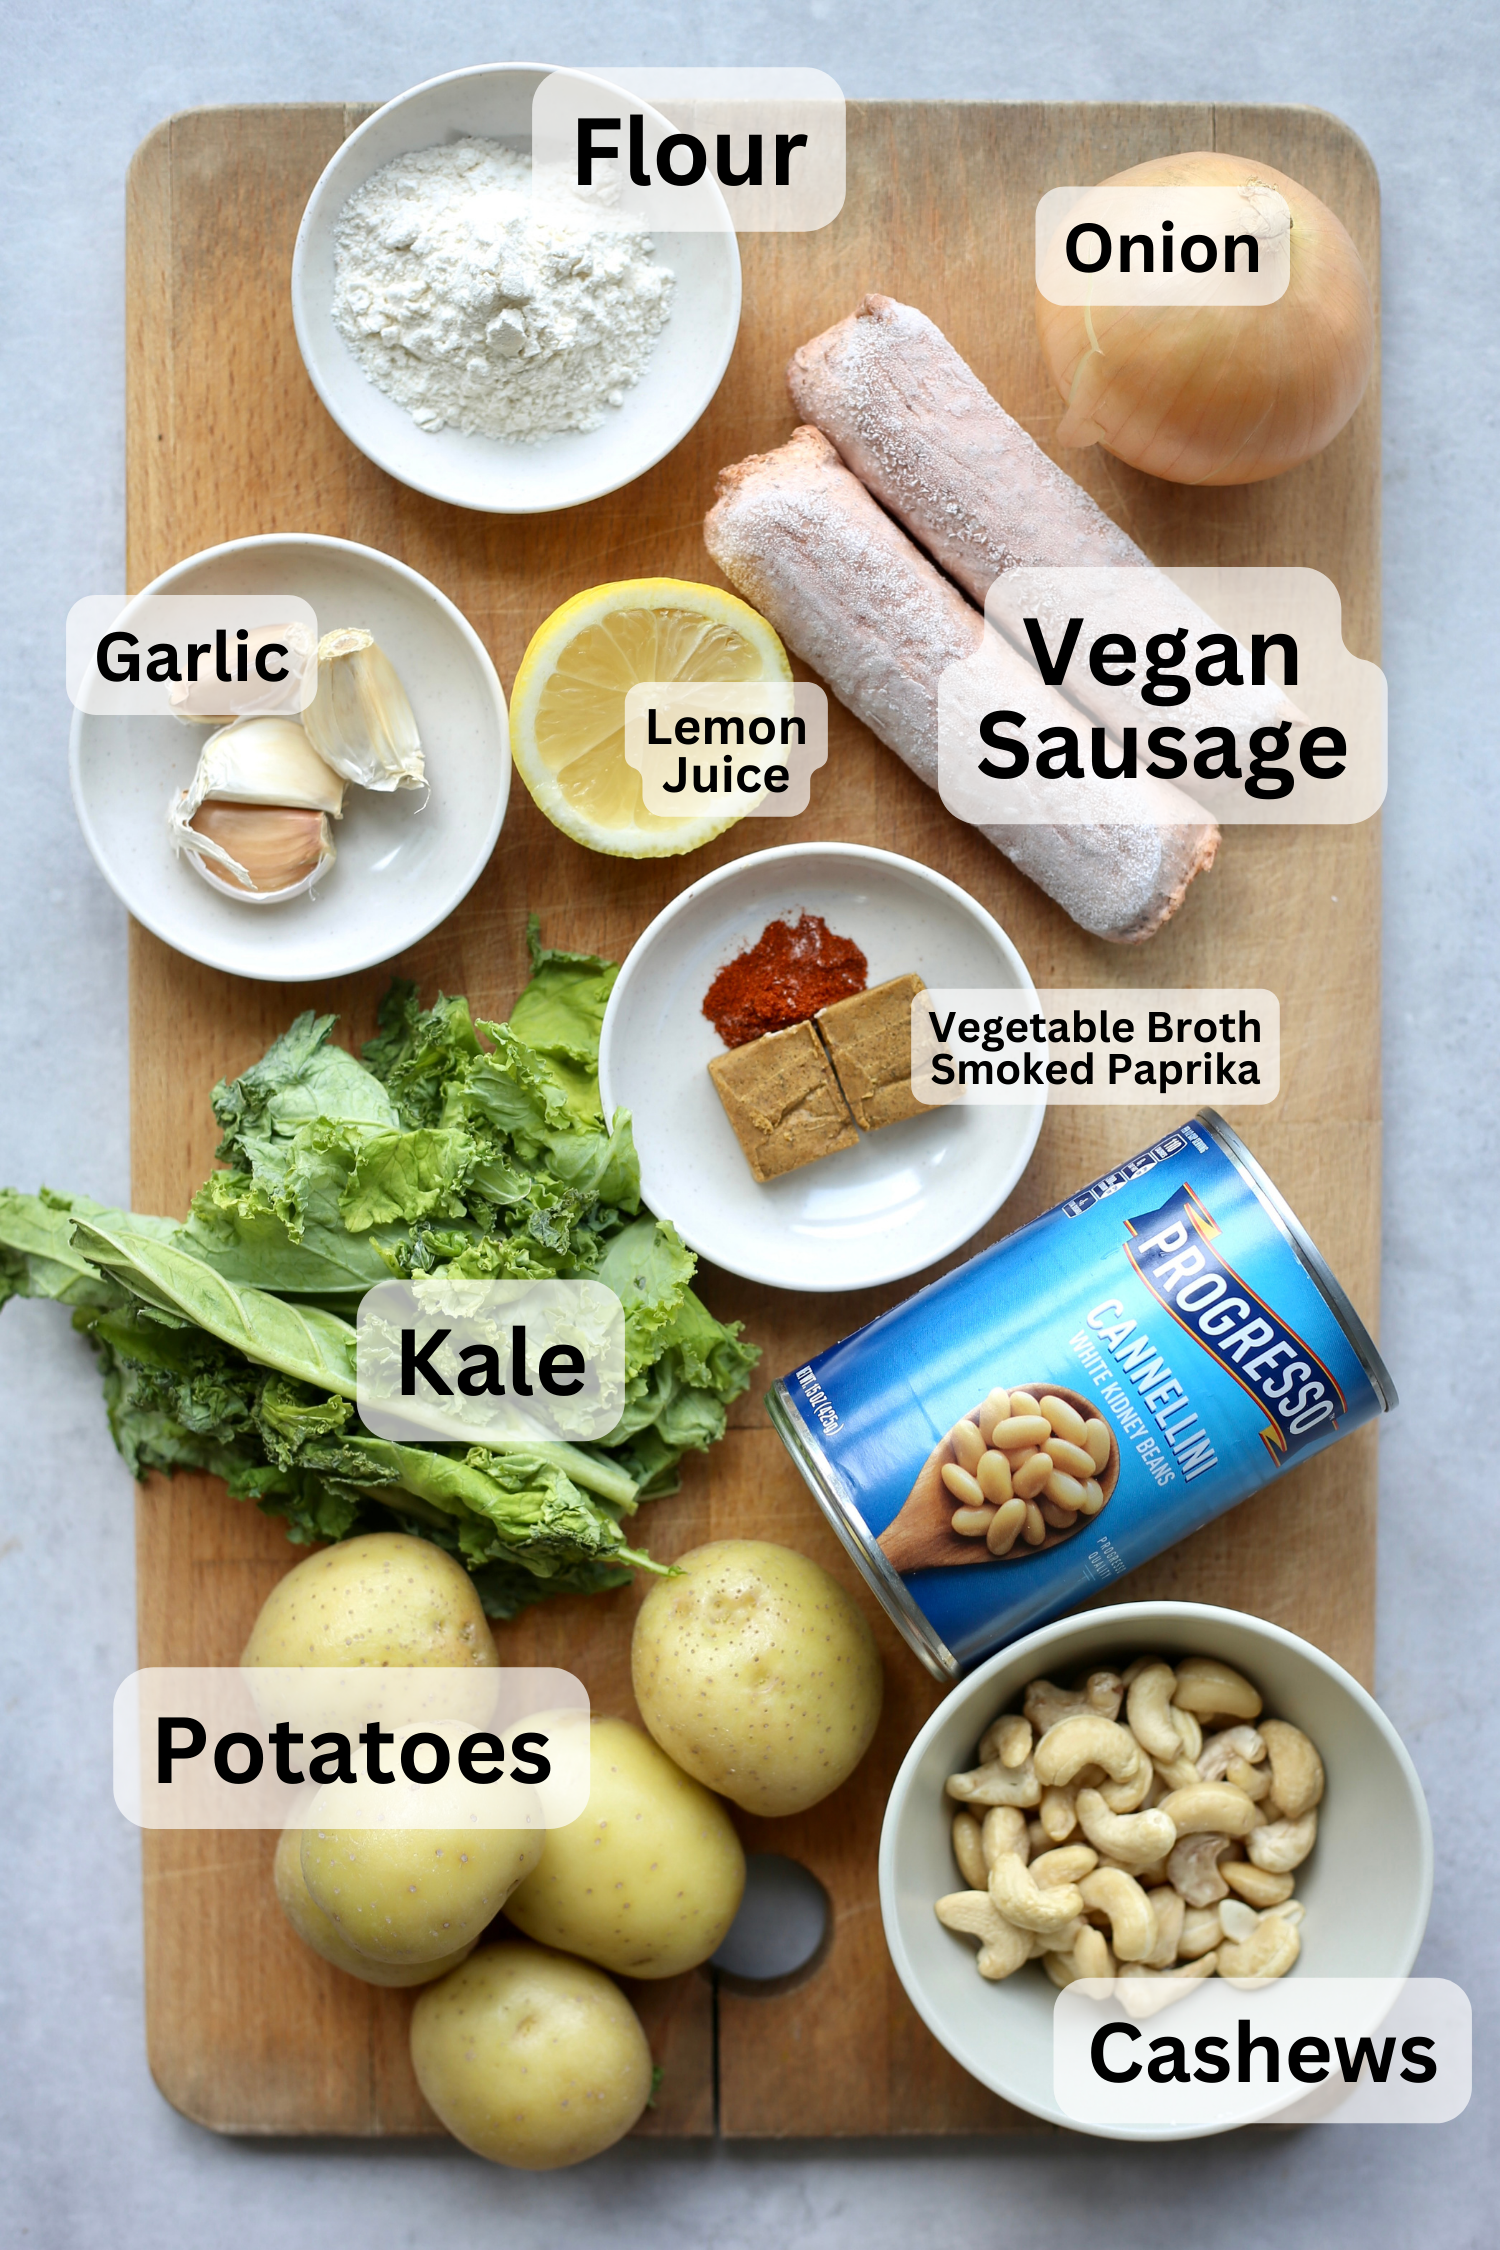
<box><xmin>124</xmin><ymin>99</ymin><xmax>1381</xmax><ymax>2140</ymax></box>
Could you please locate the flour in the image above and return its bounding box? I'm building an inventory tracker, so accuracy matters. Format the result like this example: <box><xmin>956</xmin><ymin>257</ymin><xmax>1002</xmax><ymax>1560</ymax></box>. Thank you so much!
<box><xmin>332</xmin><ymin>139</ymin><xmax>674</xmax><ymax>443</ymax></box>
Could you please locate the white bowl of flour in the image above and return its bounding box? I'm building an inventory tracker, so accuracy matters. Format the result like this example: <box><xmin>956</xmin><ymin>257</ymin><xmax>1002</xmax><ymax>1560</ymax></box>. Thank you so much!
<box><xmin>293</xmin><ymin>64</ymin><xmax>742</xmax><ymax>514</ymax></box>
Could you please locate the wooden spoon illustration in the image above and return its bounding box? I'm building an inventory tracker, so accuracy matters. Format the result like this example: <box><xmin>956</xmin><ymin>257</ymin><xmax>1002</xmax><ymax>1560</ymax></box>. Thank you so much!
<box><xmin>876</xmin><ymin>1384</ymin><xmax>1119</xmax><ymax>1575</ymax></box>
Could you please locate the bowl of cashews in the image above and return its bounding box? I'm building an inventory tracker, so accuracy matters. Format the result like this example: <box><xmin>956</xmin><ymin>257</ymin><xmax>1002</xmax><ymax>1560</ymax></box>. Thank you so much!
<box><xmin>878</xmin><ymin>1599</ymin><xmax>1432</xmax><ymax>2139</ymax></box>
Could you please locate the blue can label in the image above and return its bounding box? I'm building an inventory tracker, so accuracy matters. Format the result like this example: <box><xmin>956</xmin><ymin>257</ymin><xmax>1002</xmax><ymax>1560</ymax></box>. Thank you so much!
<box><xmin>772</xmin><ymin>1117</ymin><xmax>1387</xmax><ymax>1674</ymax></box>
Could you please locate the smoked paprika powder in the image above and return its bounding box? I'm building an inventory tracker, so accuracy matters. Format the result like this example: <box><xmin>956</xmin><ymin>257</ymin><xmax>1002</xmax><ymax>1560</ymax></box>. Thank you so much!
<box><xmin>703</xmin><ymin>914</ymin><xmax>868</xmax><ymax>1048</ymax></box>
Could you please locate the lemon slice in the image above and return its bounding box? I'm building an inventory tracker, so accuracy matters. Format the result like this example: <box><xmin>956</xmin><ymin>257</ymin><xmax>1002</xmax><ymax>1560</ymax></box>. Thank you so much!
<box><xmin>509</xmin><ymin>579</ymin><xmax>793</xmax><ymax>857</ymax></box>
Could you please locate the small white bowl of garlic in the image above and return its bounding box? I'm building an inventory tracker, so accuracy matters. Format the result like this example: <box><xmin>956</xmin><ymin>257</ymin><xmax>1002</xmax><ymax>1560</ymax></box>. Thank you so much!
<box><xmin>71</xmin><ymin>534</ymin><xmax>509</xmax><ymax>981</ymax></box>
<box><xmin>166</xmin><ymin>628</ymin><xmax>424</xmax><ymax>904</ymax></box>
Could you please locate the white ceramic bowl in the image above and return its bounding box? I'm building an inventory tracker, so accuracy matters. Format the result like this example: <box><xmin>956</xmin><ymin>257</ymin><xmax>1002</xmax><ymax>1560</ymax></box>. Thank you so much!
<box><xmin>70</xmin><ymin>534</ymin><xmax>509</xmax><ymax>982</ymax></box>
<box><xmin>597</xmin><ymin>843</ymin><xmax>1045</xmax><ymax>1292</ymax></box>
<box><xmin>879</xmin><ymin>1600</ymin><xmax>1433</xmax><ymax>2141</ymax></box>
<box><xmin>291</xmin><ymin>64</ymin><xmax>742</xmax><ymax>514</ymax></box>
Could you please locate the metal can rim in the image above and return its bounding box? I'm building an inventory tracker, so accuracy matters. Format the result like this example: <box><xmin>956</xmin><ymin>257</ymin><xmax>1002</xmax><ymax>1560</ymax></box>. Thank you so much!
<box><xmin>765</xmin><ymin>1382</ymin><xmax>960</xmax><ymax>1682</ymax></box>
<box><xmin>1196</xmin><ymin>1108</ymin><xmax>1398</xmax><ymax>1415</ymax></box>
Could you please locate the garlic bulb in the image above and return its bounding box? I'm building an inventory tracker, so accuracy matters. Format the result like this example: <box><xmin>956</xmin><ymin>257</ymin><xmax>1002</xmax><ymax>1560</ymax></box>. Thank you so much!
<box><xmin>168</xmin><ymin>716</ymin><xmax>344</xmax><ymax>900</ymax></box>
<box><xmin>302</xmin><ymin>628</ymin><xmax>424</xmax><ymax>791</ymax></box>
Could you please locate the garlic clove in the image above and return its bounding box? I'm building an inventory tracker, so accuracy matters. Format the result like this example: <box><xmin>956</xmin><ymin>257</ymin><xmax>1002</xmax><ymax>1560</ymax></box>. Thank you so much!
<box><xmin>168</xmin><ymin>623</ymin><xmax>316</xmax><ymax>723</ymax></box>
<box><xmin>185</xmin><ymin>716</ymin><xmax>346</xmax><ymax>816</ymax></box>
<box><xmin>180</xmin><ymin>802</ymin><xmax>335</xmax><ymax>898</ymax></box>
<box><xmin>302</xmin><ymin>628</ymin><xmax>424</xmax><ymax>792</ymax></box>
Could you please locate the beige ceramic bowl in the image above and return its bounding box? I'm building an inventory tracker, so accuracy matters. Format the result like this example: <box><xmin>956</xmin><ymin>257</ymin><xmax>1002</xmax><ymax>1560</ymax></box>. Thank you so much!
<box><xmin>879</xmin><ymin>1599</ymin><xmax>1432</xmax><ymax>2140</ymax></box>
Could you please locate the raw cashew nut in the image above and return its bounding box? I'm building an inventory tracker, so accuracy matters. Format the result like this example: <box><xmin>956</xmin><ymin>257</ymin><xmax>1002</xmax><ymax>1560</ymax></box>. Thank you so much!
<box><xmin>1025</xmin><ymin>1818</ymin><xmax>1049</xmax><ymax>1857</ymax></box>
<box><xmin>945</xmin><ymin>1758</ymin><xmax>1041</xmax><ymax>1808</ymax></box>
<box><xmin>1196</xmin><ymin>1724</ymin><xmax>1267</xmax><ymax>1781</ymax></box>
<box><xmin>935</xmin><ymin>1891</ymin><xmax>1032</xmax><ymax>1980</ymax></box>
<box><xmin>1081</xmin><ymin>1671</ymin><xmax>1125</xmax><ymax>1718</ymax></box>
<box><xmin>1222</xmin><ymin>1861</ymin><xmax>1295</xmax><ymax>1909</ymax></box>
<box><xmin>1029</xmin><ymin>1844</ymin><xmax>1098</xmax><ymax>1890</ymax></box>
<box><xmin>1042</xmin><ymin>1922</ymin><xmax>1112</xmax><ymax>1987</ymax></box>
<box><xmin>1117</xmin><ymin>1953</ymin><xmax>1219</xmax><ymax>2018</ymax></box>
<box><xmin>1142</xmin><ymin>1888</ymin><xmax>1186</xmax><ymax>1969</ymax></box>
<box><xmin>1246</xmin><ymin>1809</ymin><xmax>1318</xmax><ymax>1873</ymax></box>
<box><xmin>1225</xmin><ymin>1756</ymin><xmax>1271</xmax><ymax>1800</ymax></box>
<box><xmin>987</xmin><ymin>1851</ymin><xmax>1084</xmax><ymax>1933</ymax></box>
<box><xmin>1116</xmin><ymin>1853</ymin><xmax>1171</xmax><ymax>1891</ymax></box>
<box><xmin>952</xmin><ymin>1810</ymin><xmax>987</xmax><ymax>1889</ymax></box>
<box><xmin>1217</xmin><ymin>1898</ymin><xmax>1261</xmax><ymax>1944</ymax></box>
<box><xmin>1171</xmin><ymin>1655</ymin><xmax>1263</xmax><ymax>1721</ymax></box>
<box><xmin>1073</xmin><ymin>1925</ymin><xmax>1114</xmax><ymax>1981</ymax></box>
<box><xmin>978</xmin><ymin>1712</ymin><xmax>1033</xmax><ymax>1770</ymax></box>
<box><xmin>1258</xmin><ymin>1719</ymin><xmax>1326</xmax><ymax>1820</ymax></box>
<box><xmin>1074</xmin><ymin>1789</ymin><xmax>1177</xmax><ymax>1872</ymax></box>
<box><xmin>1171</xmin><ymin>1709</ymin><xmax>1202</xmax><ymax>1762</ymax></box>
<box><xmin>1034</xmin><ymin>1714</ymin><xmax>1143</xmax><ymax>1790</ymax></box>
<box><xmin>1039</xmin><ymin>1785</ymin><xmax>1079</xmax><ymax>1843</ymax></box>
<box><xmin>1098</xmin><ymin>1748</ymin><xmax>1155</xmax><ymax>1814</ymax></box>
<box><xmin>1167</xmin><ymin>1830</ymin><xmax>1234</xmax><ymax>1907</ymax></box>
<box><xmin>1023</xmin><ymin>1679</ymin><xmax>1096</xmax><ymax>1732</ymax></box>
<box><xmin>1126</xmin><ymin>1660</ymin><xmax>1189</xmax><ymax>1762</ymax></box>
<box><xmin>1152</xmin><ymin>1755</ymin><xmax>1203</xmax><ymax>1793</ymax></box>
<box><xmin>1033</xmin><ymin>1917</ymin><xmax>1085</xmax><ymax>1956</ymax></box>
<box><xmin>1077</xmin><ymin>1867</ymin><xmax>1158</xmax><ymax>1962</ymax></box>
<box><xmin>1157</xmin><ymin>1782</ymin><xmax>1261</xmax><ymax>1839</ymax></box>
<box><xmin>1218</xmin><ymin>1914</ymin><xmax>1301</xmax><ymax>1988</ymax></box>
<box><xmin>1179</xmin><ymin>1905</ymin><xmax>1223</xmax><ymax>1959</ymax></box>
<box><xmin>980</xmin><ymin>1806</ymin><xmax>1030</xmax><ymax>1869</ymax></box>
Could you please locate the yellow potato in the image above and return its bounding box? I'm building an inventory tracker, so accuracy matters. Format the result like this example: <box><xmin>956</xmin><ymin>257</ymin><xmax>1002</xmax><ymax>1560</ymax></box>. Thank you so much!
<box><xmin>411</xmin><ymin>1942</ymin><xmax>652</xmax><ymax>2169</ymax></box>
<box><xmin>272</xmin><ymin>1826</ymin><xmax>476</xmax><ymax>1987</ymax></box>
<box><xmin>300</xmin><ymin>1770</ymin><xmax>542</xmax><ymax>1964</ymax></box>
<box><xmin>630</xmin><ymin>1539</ymin><xmax>884</xmax><ymax>1815</ymax></box>
<box><xmin>505</xmin><ymin>1716</ymin><xmax>744</xmax><ymax>1977</ymax></box>
<box><xmin>241</xmin><ymin>1532</ymin><xmax>497</xmax><ymax>1669</ymax></box>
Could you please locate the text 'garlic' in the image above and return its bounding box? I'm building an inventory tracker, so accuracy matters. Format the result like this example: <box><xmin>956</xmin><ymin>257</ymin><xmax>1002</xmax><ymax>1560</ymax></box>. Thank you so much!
<box><xmin>167</xmin><ymin>715</ymin><xmax>344</xmax><ymax>901</ymax></box>
<box><xmin>303</xmin><ymin>628</ymin><xmax>424</xmax><ymax>792</ymax></box>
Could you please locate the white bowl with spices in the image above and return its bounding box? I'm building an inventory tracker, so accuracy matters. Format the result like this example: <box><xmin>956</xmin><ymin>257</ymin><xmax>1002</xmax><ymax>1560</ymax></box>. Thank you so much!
<box><xmin>292</xmin><ymin>64</ymin><xmax>742</xmax><ymax>514</ymax></box>
<box><xmin>879</xmin><ymin>1600</ymin><xmax>1432</xmax><ymax>2140</ymax></box>
<box><xmin>598</xmin><ymin>843</ymin><xmax>1045</xmax><ymax>1293</ymax></box>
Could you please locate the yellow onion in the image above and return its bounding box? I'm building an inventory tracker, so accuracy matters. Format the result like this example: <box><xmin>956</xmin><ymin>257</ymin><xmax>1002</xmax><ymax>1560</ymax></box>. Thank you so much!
<box><xmin>1034</xmin><ymin>151</ymin><xmax>1375</xmax><ymax>486</ymax></box>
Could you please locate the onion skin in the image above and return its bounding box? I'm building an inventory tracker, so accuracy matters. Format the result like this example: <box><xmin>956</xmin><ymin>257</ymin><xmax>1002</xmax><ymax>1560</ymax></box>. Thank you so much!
<box><xmin>1034</xmin><ymin>152</ymin><xmax>1375</xmax><ymax>486</ymax></box>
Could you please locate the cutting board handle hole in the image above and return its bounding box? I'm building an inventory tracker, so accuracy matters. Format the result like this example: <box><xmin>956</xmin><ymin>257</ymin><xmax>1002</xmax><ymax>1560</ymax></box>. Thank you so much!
<box><xmin>710</xmin><ymin>1852</ymin><xmax>832</xmax><ymax>1997</ymax></box>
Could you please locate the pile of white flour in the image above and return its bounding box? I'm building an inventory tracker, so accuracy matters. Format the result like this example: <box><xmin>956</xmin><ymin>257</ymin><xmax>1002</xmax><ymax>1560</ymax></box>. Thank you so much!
<box><xmin>332</xmin><ymin>139</ymin><xmax>675</xmax><ymax>443</ymax></box>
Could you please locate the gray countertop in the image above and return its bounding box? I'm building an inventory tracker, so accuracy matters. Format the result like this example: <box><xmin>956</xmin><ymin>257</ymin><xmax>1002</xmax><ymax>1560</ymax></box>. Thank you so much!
<box><xmin>3</xmin><ymin>4</ymin><xmax>1496</xmax><ymax>2242</ymax></box>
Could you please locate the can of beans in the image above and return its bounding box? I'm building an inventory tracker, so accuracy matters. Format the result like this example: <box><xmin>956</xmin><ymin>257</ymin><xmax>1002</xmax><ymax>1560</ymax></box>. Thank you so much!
<box><xmin>766</xmin><ymin>1112</ymin><xmax>1395</xmax><ymax>1680</ymax></box>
